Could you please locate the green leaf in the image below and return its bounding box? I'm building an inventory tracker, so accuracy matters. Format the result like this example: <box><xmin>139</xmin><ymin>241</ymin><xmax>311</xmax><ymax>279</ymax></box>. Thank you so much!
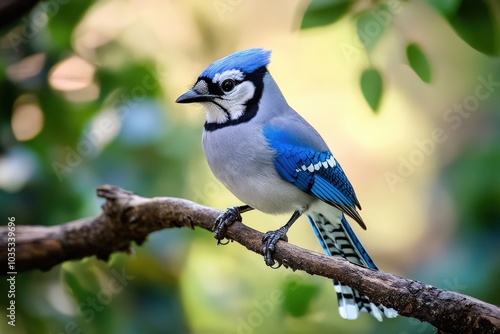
<box><xmin>355</xmin><ymin>4</ymin><xmax>390</xmax><ymax>53</ymax></box>
<box><xmin>428</xmin><ymin>0</ymin><xmax>498</xmax><ymax>56</ymax></box>
<box><xmin>406</xmin><ymin>43</ymin><xmax>432</xmax><ymax>83</ymax></box>
<box><xmin>282</xmin><ymin>278</ymin><xmax>320</xmax><ymax>317</ymax></box>
<box><xmin>360</xmin><ymin>68</ymin><xmax>383</xmax><ymax>112</ymax></box>
<box><xmin>301</xmin><ymin>0</ymin><xmax>352</xmax><ymax>29</ymax></box>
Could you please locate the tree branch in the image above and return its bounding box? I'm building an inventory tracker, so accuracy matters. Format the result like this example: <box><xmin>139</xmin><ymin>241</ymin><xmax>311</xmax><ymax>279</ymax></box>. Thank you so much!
<box><xmin>1</xmin><ymin>185</ymin><xmax>499</xmax><ymax>333</ymax></box>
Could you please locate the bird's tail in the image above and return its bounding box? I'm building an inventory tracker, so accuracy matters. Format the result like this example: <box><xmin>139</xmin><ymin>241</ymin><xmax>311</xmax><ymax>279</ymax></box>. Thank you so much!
<box><xmin>307</xmin><ymin>208</ymin><xmax>397</xmax><ymax>321</ymax></box>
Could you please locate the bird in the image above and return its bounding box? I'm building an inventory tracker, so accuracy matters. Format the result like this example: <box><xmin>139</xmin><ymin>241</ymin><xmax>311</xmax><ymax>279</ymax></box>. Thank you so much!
<box><xmin>176</xmin><ymin>48</ymin><xmax>397</xmax><ymax>321</ymax></box>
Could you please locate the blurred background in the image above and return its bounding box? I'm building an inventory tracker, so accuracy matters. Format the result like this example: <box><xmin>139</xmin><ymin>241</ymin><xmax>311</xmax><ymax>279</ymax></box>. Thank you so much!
<box><xmin>0</xmin><ymin>0</ymin><xmax>499</xmax><ymax>333</ymax></box>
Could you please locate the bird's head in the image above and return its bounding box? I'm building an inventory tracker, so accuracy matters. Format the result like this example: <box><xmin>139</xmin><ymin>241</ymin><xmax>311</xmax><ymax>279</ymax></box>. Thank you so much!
<box><xmin>176</xmin><ymin>48</ymin><xmax>271</xmax><ymax>130</ymax></box>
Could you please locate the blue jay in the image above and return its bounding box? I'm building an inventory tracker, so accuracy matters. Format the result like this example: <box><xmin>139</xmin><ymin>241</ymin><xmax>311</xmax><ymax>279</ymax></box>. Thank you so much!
<box><xmin>176</xmin><ymin>48</ymin><xmax>397</xmax><ymax>321</ymax></box>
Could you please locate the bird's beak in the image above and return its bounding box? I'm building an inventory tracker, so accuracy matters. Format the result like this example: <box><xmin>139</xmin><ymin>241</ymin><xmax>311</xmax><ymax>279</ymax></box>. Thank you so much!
<box><xmin>175</xmin><ymin>89</ymin><xmax>216</xmax><ymax>104</ymax></box>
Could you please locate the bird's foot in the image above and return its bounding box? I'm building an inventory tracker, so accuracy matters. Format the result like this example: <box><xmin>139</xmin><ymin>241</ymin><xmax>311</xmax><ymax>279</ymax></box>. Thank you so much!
<box><xmin>262</xmin><ymin>227</ymin><xmax>289</xmax><ymax>268</ymax></box>
<box><xmin>214</xmin><ymin>207</ymin><xmax>242</xmax><ymax>245</ymax></box>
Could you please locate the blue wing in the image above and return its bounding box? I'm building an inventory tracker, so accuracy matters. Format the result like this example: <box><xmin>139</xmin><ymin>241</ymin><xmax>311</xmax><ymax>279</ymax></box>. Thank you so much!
<box><xmin>264</xmin><ymin>125</ymin><xmax>366</xmax><ymax>229</ymax></box>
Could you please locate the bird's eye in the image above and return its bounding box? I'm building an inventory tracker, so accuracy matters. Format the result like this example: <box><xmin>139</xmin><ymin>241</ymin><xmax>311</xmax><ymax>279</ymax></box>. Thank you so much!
<box><xmin>220</xmin><ymin>79</ymin><xmax>236</xmax><ymax>93</ymax></box>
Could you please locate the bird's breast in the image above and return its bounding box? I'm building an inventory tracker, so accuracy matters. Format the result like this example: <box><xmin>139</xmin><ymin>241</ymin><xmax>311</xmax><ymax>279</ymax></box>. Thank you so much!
<box><xmin>201</xmin><ymin>124</ymin><xmax>313</xmax><ymax>214</ymax></box>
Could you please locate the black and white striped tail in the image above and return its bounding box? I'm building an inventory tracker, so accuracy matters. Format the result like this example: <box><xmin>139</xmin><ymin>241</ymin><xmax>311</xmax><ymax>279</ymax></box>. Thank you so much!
<box><xmin>307</xmin><ymin>211</ymin><xmax>397</xmax><ymax>321</ymax></box>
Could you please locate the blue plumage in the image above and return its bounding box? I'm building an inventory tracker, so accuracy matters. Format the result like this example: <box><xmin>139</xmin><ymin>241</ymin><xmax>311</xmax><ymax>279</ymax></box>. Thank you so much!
<box><xmin>200</xmin><ymin>48</ymin><xmax>271</xmax><ymax>79</ymax></box>
<box><xmin>339</xmin><ymin>215</ymin><xmax>377</xmax><ymax>269</ymax></box>
<box><xmin>264</xmin><ymin>124</ymin><xmax>365</xmax><ymax>228</ymax></box>
<box><xmin>177</xmin><ymin>48</ymin><xmax>397</xmax><ymax>322</ymax></box>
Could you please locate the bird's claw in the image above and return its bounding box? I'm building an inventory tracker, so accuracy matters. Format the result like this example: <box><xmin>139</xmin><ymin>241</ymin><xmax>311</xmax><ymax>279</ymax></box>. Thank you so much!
<box><xmin>214</xmin><ymin>207</ymin><xmax>242</xmax><ymax>244</ymax></box>
<box><xmin>262</xmin><ymin>227</ymin><xmax>288</xmax><ymax>268</ymax></box>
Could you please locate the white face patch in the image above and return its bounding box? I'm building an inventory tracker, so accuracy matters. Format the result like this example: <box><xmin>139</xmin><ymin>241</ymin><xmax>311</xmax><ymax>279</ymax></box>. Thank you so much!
<box><xmin>215</xmin><ymin>81</ymin><xmax>255</xmax><ymax>120</ymax></box>
<box><xmin>200</xmin><ymin>78</ymin><xmax>256</xmax><ymax>124</ymax></box>
<box><xmin>204</xmin><ymin>102</ymin><xmax>229</xmax><ymax>124</ymax></box>
<box><xmin>212</xmin><ymin>69</ymin><xmax>244</xmax><ymax>84</ymax></box>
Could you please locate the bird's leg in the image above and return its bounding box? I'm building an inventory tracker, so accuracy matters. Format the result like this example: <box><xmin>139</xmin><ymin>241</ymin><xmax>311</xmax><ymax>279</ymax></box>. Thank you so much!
<box><xmin>214</xmin><ymin>205</ymin><xmax>253</xmax><ymax>244</ymax></box>
<box><xmin>262</xmin><ymin>210</ymin><xmax>303</xmax><ymax>267</ymax></box>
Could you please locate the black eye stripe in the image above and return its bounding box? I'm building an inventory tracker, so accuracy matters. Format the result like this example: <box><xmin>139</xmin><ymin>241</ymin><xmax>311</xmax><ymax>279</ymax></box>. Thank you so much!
<box><xmin>200</xmin><ymin>76</ymin><xmax>246</xmax><ymax>93</ymax></box>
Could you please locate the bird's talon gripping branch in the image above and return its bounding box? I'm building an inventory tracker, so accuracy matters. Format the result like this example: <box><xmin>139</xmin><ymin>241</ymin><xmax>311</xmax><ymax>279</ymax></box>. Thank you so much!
<box><xmin>213</xmin><ymin>206</ymin><xmax>241</xmax><ymax>242</ymax></box>
<box><xmin>262</xmin><ymin>227</ymin><xmax>289</xmax><ymax>267</ymax></box>
<box><xmin>213</xmin><ymin>205</ymin><xmax>253</xmax><ymax>244</ymax></box>
<box><xmin>261</xmin><ymin>210</ymin><xmax>301</xmax><ymax>267</ymax></box>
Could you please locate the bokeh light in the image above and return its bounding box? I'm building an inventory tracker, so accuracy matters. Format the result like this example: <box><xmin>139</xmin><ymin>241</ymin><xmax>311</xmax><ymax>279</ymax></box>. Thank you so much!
<box><xmin>11</xmin><ymin>95</ymin><xmax>44</xmax><ymax>141</ymax></box>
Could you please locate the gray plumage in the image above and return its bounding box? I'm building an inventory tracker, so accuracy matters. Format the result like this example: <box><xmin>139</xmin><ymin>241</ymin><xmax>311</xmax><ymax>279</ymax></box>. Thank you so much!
<box><xmin>176</xmin><ymin>48</ymin><xmax>397</xmax><ymax>321</ymax></box>
<box><xmin>202</xmin><ymin>72</ymin><xmax>320</xmax><ymax>214</ymax></box>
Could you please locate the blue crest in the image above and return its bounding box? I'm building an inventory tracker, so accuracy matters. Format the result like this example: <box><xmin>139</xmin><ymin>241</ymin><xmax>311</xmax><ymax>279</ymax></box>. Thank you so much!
<box><xmin>200</xmin><ymin>48</ymin><xmax>271</xmax><ymax>79</ymax></box>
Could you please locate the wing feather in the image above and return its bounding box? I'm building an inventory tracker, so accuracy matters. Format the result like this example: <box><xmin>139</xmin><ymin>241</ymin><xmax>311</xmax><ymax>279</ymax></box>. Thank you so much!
<box><xmin>264</xmin><ymin>125</ymin><xmax>365</xmax><ymax>229</ymax></box>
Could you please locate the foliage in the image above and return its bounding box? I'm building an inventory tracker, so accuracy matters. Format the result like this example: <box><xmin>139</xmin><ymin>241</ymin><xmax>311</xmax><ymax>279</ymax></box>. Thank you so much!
<box><xmin>360</xmin><ymin>68</ymin><xmax>383</xmax><ymax>112</ymax></box>
<box><xmin>301</xmin><ymin>0</ymin><xmax>499</xmax><ymax>111</ymax></box>
<box><xmin>301</xmin><ymin>0</ymin><xmax>352</xmax><ymax>29</ymax></box>
<box><xmin>406</xmin><ymin>43</ymin><xmax>431</xmax><ymax>83</ymax></box>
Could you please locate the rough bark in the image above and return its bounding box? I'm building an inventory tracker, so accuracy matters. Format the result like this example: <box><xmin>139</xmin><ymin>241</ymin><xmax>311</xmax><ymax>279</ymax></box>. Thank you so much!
<box><xmin>0</xmin><ymin>185</ymin><xmax>499</xmax><ymax>334</ymax></box>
